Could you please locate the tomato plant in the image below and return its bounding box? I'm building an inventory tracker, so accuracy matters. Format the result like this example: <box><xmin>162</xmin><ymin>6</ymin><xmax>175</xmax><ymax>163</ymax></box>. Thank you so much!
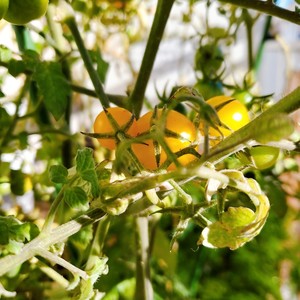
<box><xmin>205</xmin><ymin>95</ymin><xmax>250</xmax><ymax>143</ymax></box>
<box><xmin>0</xmin><ymin>1</ymin><xmax>299</xmax><ymax>300</ymax></box>
<box><xmin>93</xmin><ymin>107</ymin><xmax>138</xmax><ymax>150</ymax></box>
<box><xmin>4</xmin><ymin>0</ymin><xmax>48</xmax><ymax>24</ymax></box>
<box><xmin>132</xmin><ymin>109</ymin><xmax>198</xmax><ymax>170</ymax></box>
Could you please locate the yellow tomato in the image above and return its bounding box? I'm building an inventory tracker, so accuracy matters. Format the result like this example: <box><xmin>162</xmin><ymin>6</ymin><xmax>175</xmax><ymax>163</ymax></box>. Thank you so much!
<box><xmin>132</xmin><ymin>109</ymin><xmax>197</xmax><ymax>170</ymax></box>
<box><xmin>206</xmin><ymin>95</ymin><xmax>250</xmax><ymax>143</ymax></box>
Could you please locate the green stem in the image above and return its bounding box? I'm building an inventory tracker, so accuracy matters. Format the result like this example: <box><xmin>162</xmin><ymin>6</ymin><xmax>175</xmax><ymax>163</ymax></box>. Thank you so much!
<box><xmin>46</xmin><ymin>3</ymin><xmax>67</xmax><ymax>54</ymax></box>
<box><xmin>219</xmin><ymin>0</ymin><xmax>300</xmax><ymax>25</ymax></box>
<box><xmin>64</xmin><ymin>17</ymin><xmax>110</xmax><ymax>108</ymax></box>
<box><xmin>254</xmin><ymin>15</ymin><xmax>272</xmax><ymax>72</ymax></box>
<box><xmin>0</xmin><ymin>208</ymin><xmax>106</xmax><ymax>277</ymax></box>
<box><xmin>169</xmin><ymin>179</ymin><xmax>193</xmax><ymax>205</ymax></box>
<box><xmin>129</xmin><ymin>0</ymin><xmax>175</xmax><ymax>117</ymax></box>
<box><xmin>242</xmin><ymin>9</ymin><xmax>254</xmax><ymax>72</ymax></box>
<box><xmin>135</xmin><ymin>217</ymin><xmax>153</xmax><ymax>300</ymax></box>
<box><xmin>85</xmin><ymin>216</ymin><xmax>111</xmax><ymax>271</ymax></box>
<box><xmin>37</xmin><ymin>260</ymin><xmax>70</xmax><ymax>288</ymax></box>
<box><xmin>13</xmin><ymin>25</ymin><xmax>36</xmax><ymax>52</ymax></box>
<box><xmin>46</xmin><ymin>2</ymin><xmax>73</xmax><ymax>168</ymax></box>
<box><xmin>41</xmin><ymin>186</ymin><xmax>66</xmax><ymax>233</ymax></box>
<box><xmin>70</xmin><ymin>83</ymin><xmax>127</xmax><ymax>107</ymax></box>
<box><xmin>37</xmin><ymin>248</ymin><xmax>88</xmax><ymax>280</ymax></box>
<box><xmin>41</xmin><ymin>174</ymin><xmax>79</xmax><ymax>233</ymax></box>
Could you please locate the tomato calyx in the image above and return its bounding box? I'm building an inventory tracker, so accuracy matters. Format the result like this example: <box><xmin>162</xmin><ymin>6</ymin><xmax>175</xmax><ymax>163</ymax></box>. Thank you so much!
<box><xmin>83</xmin><ymin>107</ymin><xmax>137</xmax><ymax>150</ymax></box>
<box><xmin>131</xmin><ymin>107</ymin><xmax>199</xmax><ymax>170</ymax></box>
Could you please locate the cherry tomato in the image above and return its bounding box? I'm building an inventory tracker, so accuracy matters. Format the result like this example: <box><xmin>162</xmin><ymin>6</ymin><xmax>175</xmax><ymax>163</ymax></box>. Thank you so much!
<box><xmin>250</xmin><ymin>146</ymin><xmax>280</xmax><ymax>170</ymax></box>
<box><xmin>232</xmin><ymin>91</ymin><xmax>253</xmax><ymax>107</ymax></box>
<box><xmin>93</xmin><ymin>107</ymin><xmax>138</xmax><ymax>150</ymax></box>
<box><xmin>0</xmin><ymin>0</ymin><xmax>9</xmax><ymax>20</ymax></box>
<box><xmin>194</xmin><ymin>80</ymin><xmax>223</xmax><ymax>100</ymax></box>
<box><xmin>206</xmin><ymin>95</ymin><xmax>250</xmax><ymax>142</ymax></box>
<box><xmin>4</xmin><ymin>0</ymin><xmax>48</xmax><ymax>25</ymax></box>
<box><xmin>131</xmin><ymin>109</ymin><xmax>197</xmax><ymax>170</ymax></box>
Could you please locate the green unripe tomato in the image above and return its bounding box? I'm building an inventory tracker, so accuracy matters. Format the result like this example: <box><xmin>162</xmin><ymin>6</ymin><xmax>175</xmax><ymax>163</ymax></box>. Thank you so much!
<box><xmin>4</xmin><ymin>0</ymin><xmax>48</xmax><ymax>25</ymax></box>
<box><xmin>195</xmin><ymin>44</ymin><xmax>224</xmax><ymax>76</ymax></box>
<box><xmin>194</xmin><ymin>80</ymin><xmax>223</xmax><ymax>100</ymax></box>
<box><xmin>250</xmin><ymin>146</ymin><xmax>280</xmax><ymax>170</ymax></box>
<box><xmin>10</xmin><ymin>170</ymin><xmax>33</xmax><ymax>196</ymax></box>
<box><xmin>233</xmin><ymin>91</ymin><xmax>253</xmax><ymax>107</ymax></box>
<box><xmin>0</xmin><ymin>0</ymin><xmax>9</xmax><ymax>20</ymax></box>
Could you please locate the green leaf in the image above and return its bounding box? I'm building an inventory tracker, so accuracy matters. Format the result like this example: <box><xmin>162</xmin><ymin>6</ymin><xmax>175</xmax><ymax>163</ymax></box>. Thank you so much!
<box><xmin>22</xmin><ymin>50</ymin><xmax>41</xmax><ymax>70</ymax></box>
<box><xmin>103</xmin><ymin>278</ymin><xmax>136</xmax><ymax>300</ymax></box>
<box><xmin>200</xmin><ymin>172</ymin><xmax>270</xmax><ymax>250</ymax></box>
<box><xmin>49</xmin><ymin>165</ymin><xmax>68</xmax><ymax>184</ymax></box>
<box><xmin>64</xmin><ymin>186</ymin><xmax>88</xmax><ymax>209</ymax></box>
<box><xmin>8</xmin><ymin>59</ymin><xmax>27</xmax><ymax>76</ymax></box>
<box><xmin>252</xmin><ymin>113</ymin><xmax>294</xmax><ymax>143</ymax></box>
<box><xmin>0</xmin><ymin>216</ymin><xmax>39</xmax><ymax>250</ymax></box>
<box><xmin>33</xmin><ymin>62</ymin><xmax>71</xmax><ymax>120</ymax></box>
<box><xmin>69</xmin><ymin>224</ymin><xmax>93</xmax><ymax>250</ymax></box>
<box><xmin>76</xmin><ymin>148</ymin><xmax>100</xmax><ymax>197</ymax></box>
<box><xmin>199</xmin><ymin>207</ymin><xmax>256</xmax><ymax>250</ymax></box>
<box><xmin>8</xmin><ymin>50</ymin><xmax>40</xmax><ymax>76</ymax></box>
<box><xmin>10</xmin><ymin>223</ymin><xmax>31</xmax><ymax>243</ymax></box>
<box><xmin>76</xmin><ymin>148</ymin><xmax>95</xmax><ymax>172</ymax></box>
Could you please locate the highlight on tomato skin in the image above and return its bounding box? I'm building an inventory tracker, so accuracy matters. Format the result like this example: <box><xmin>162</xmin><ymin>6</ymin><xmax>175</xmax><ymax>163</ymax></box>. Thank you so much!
<box><xmin>204</xmin><ymin>95</ymin><xmax>250</xmax><ymax>144</ymax></box>
<box><xmin>93</xmin><ymin>107</ymin><xmax>138</xmax><ymax>150</ymax></box>
<box><xmin>131</xmin><ymin>109</ymin><xmax>198</xmax><ymax>170</ymax></box>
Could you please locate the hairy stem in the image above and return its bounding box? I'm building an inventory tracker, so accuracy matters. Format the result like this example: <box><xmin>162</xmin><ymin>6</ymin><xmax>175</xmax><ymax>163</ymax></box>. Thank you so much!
<box><xmin>0</xmin><ymin>208</ymin><xmax>106</xmax><ymax>277</ymax></box>
<box><xmin>135</xmin><ymin>217</ymin><xmax>153</xmax><ymax>300</ymax></box>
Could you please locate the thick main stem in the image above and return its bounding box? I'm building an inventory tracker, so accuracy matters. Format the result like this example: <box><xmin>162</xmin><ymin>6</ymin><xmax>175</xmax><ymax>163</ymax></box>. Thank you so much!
<box><xmin>0</xmin><ymin>208</ymin><xmax>105</xmax><ymax>277</ymax></box>
<box><xmin>135</xmin><ymin>217</ymin><xmax>153</xmax><ymax>300</ymax></box>
<box><xmin>129</xmin><ymin>0</ymin><xmax>175</xmax><ymax>117</ymax></box>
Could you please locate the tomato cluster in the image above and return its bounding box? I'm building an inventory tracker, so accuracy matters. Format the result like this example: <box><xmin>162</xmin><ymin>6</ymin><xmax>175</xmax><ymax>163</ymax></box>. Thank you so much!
<box><xmin>92</xmin><ymin>94</ymin><xmax>280</xmax><ymax>171</ymax></box>
<box><xmin>131</xmin><ymin>109</ymin><xmax>197</xmax><ymax>170</ymax></box>
<box><xmin>93</xmin><ymin>107</ymin><xmax>198</xmax><ymax>170</ymax></box>
<box><xmin>0</xmin><ymin>0</ymin><xmax>48</xmax><ymax>25</ymax></box>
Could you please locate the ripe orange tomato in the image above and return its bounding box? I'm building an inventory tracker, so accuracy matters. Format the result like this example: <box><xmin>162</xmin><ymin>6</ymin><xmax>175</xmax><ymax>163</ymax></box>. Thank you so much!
<box><xmin>93</xmin><ymin>107</ymin><xmax>138</xmax><ymax>150</ymax></box>
<box><xmin>131</xmin><ymin>109</ymin><xmax>197</xmax><ymax>170</ymax></box>
<box><xmin>206</xmin><ymin>95</ymin><xmax>250</xmax><ymax>143</ymax></box>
